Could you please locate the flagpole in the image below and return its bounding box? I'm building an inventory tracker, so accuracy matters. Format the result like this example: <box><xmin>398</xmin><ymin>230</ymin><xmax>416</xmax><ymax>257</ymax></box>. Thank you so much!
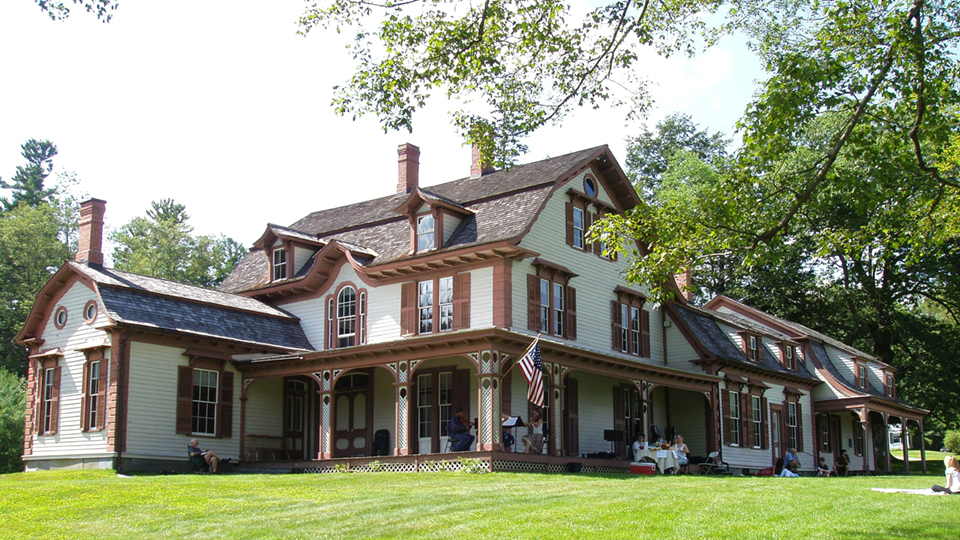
<box><xmin>502</xmin><ymin>333</ymin><xmax>541</xmax><ymax>377</ymax></box>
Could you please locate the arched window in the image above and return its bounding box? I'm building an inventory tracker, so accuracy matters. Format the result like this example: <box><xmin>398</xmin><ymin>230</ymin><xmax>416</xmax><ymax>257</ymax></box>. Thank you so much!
<box><xmin>337</xmin><ymin>286</ymin><xmax>357</xmax><ymax>347</ymax></box>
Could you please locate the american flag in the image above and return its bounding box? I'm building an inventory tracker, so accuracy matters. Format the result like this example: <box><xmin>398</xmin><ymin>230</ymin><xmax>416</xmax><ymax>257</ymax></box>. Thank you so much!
<box><xmin>517</xmin><ymin>337</ymin><xmax>544</xmax><ymax>407</ymax></box>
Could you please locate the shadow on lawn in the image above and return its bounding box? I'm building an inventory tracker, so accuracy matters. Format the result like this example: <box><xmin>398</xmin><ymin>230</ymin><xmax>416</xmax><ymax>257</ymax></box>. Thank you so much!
<box><xmin>836</xmin><ymin>522</ymin><xmax>960</xmax><ymax>539</ymax></box>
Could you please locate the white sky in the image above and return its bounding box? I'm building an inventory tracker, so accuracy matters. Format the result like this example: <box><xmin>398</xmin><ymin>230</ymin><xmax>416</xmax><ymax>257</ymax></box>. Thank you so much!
<box><xmin>0</xmin><ymin>0</ymin><xmax>763</xmax><ymax>257</ymax></box>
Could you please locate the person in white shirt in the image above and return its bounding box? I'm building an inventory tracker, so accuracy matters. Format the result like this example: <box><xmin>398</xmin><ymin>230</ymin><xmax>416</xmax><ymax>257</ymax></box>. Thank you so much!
<box><xmin>632</xmin><ymin>433</ymin><xmax>648</xmax><ymax>462</ymax></box>
<box><xmin>932</xmin><ymin>455</ymin><xmax>960</xmax><ymax>494</ymax></box>
<box><xmin>674</xmin><ymin>435</ymin><xmax>690</xmax><ymax>474</ymax></box>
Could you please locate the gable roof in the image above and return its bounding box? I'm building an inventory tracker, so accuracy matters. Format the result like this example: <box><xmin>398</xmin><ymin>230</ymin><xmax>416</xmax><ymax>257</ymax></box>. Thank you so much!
<box><xmin>18</xmin><ymin>262</ymin><xmax>313</xmax><ymax>352</ymax></box>
<box><xmin>221</xmin><ymin>145</ymin><xmax>639</xmax><ymax>295</ymax></box>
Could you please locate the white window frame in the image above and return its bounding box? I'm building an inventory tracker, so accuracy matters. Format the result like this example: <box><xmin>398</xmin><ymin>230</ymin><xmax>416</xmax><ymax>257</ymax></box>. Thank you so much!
<box><xmin>272</xmin><ymin>248</ymin><xmax>287</xmax><ymax>281</ymax></box>
<box><xmin>417</xmin><ymin>214</ymin><xmax>435</xmax><ymax>252</ymax></box>
<box><xmin>618</xmin><ymin>304</ymin><xmax>629</xmax><ymax>352</ymax></box>
<box><xmin>417</xmin><ymin>374</ymin><xmax>432</xmax><ymax>439</ymax></box>
<box><xmin>439</xmin><ymin>371</ymin><xmax>453</xmax><ymax>437</ymax></box>
<box><xmin>42</xmin><ymin>367</ymin><xmax>55</xmax><ymax>434</ymax></box>
<box><xmin>337</xmin><ymin>286</ymin><xmax>357</xmax><ymax>347</ymax></box>
<box><xmin>857</xmin><ymin>363</ymin><xmax>867</xmax><ymax>390</ymax></box>
<box><xmin>752</xmin><ymin>395</ymin><xmax>762</xmax><ymax>449</ymax></box>
<box><xmin>86</xmin><ymin>360</ymin><xmax>100</xmax><ymax>431</ymax></box>
<box><xmin>552</xmin><ymin>282</ymin><xmax>564</xmax><ymax>336</ymax></box>
<box><xmin>438</xmin><ymin>277</ymin><xmax>453</xmax><ymax>332</ymax></box>
<box><xmin>572</xmin><ymin>207</ymin><xmax>585</xmax><ymax>249</ymax></box>
<box><xmin>787</xmin><ymin>401</ymin><xmax>799</xmax><ymax>450</ymax></box>
<box><xmin>729</xmin><ymin>391</ymin><xmax>740</xmax><ymax>447</ymax></box>
<box><xmin>820</xmin><ymin>415</ymin><xmax>830</xmax><ymax>452</ymax></box>
<box><xmin>630</xmin><ymin>307</ymin><xmax>641</xmax><ymax>355</ymax></box>
<box><xmin>539</xmin><ymin>279</ymin><xmax>550</xmax><ymax>334</ymax></box>
<box><xmin>192</xmin><ymin>368</ymin><xmax>219</xmax><ymax>436</ymax></box>
<box><xmin>418</xmin><ymin>280</ymin><xmax>434</xmax><ymax>334</ymax></box>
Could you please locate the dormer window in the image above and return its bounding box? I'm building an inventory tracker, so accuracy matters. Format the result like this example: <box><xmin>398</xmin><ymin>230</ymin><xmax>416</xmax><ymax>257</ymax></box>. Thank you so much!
<box><xmin>779</xmin><ymin>343</ymin><xmax>798</xmax><ymax>370</ymax></box>
<box><xmin>741</xmin><ymin>333</ymin><xmax>762</xmax><ymax>362</ymax></box>
<box><xmin>272</xmin><ymin>248</ymin><xmax>287</xmax><ymax>281</ymax></box>
<box><xmin>417</xmin><ymin>214</ymin><xmax>435</xmax><ymax>252</ymax></box>
<box><xmin>884</xmin><ymin>372</ymin><xmax>895</xmax><ymax>397</ymax></box>
<box><xmin>856</xmin><ymin>362</ymin><xmax>868</xmax><ymax>390</ymax></box>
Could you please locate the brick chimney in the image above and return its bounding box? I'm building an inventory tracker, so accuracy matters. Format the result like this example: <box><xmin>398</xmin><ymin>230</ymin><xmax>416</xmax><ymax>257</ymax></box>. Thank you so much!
<box><xmin>76</xmin><ymin>198</ymin><xmax>106</xmax><ymax>266</ymax></box>
<box><xmin>470</xmin><ymin>143</ymin><xmax>495</xmax><ymax>177</ymax></box>
<box><xmin>397</xmin><ymin>143</ymin><xmax>420</xmax><ymax>194</ymax></box>
<box><xmin>675</xmin><ymin>268</ymin><xmax>694</xmax><ymax>302</ymax></box>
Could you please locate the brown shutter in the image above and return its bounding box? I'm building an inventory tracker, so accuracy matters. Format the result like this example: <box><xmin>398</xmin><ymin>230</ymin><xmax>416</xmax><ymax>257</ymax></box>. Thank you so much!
<box><xmin>640</xmin><ymin>309</ymin><xmax>651</xmax><ymax>357</ymax></box>
<box><xmin>453</xmin><ymin>273</ymin><xmax>471</xmax><ymax>330</ymax></box>
<box><xmin>34</xmin><ymin>364</ymin><xmax>42</xmax><ymax>434</ymax></box>
<box><xmin>452</xmin><ymin>369</ymin><xmax>470</xmax><ymax>418</ymax></box>
<box><xmin>721</xmin><ymin>389</ymin><xmax>731</xmax><ymax>445</ymax></box>
<box><xmin>400</xmin><ymin>282</ymin><xmax>417</xmax><ymax>336</ymax></box>
<box><xmin>97</xmin><ymin>359</ymin><xmax>108</xmax><ymax>430</ymax></box>
<box><xmin>592</xmin><ymin>213</ymin><xmax>602</xmax><ymax>255</ymax></box>
<box><xmin>501</xmin><ymin>361</ymin><xmax>513</xmax><ymax>416</ymax></box>
<box><xmin>219</xmin><ymin>371</ymin><xmax>234</xmax><ymax>438</ymax></box>
<box><xmin>565</xmin><ymin>286</ymin><xmax>577</xmax><ymax>340</ymax></box>
<box><xmin>796</xmin><ymin>401</ymin><xmax>803</xmax><ymax>452</ymax></box>
<box><xmin>80</xmin><ymin>361</ymin><xmax>90</xmax><ymax>432</ymax></box>
<box><xmin>761</xmin><ymin>397</ymin><xmax>769</xmax><ymax>449</ymax></box>
<box><xmin>527</xmin><ymin>274</ymin><xmax>541</xmax><ymax>331</ymax></box>
<box><xmin>176</xmin><ymin>365</ymin><xmax>193</xmax><ymax>434</ymax></box>
<box><xmin>744</xmin><ymin>394</ymin><xmax>754</xmax><ymax>447</ymax></box>
<box><xmin>565</xmin><ymin>202</ymin><xmax>574</xmax><ymax>246</ymax></box>
<box><xmin>611</xmin><ymin>301</ymin><xmax>622</xmax><ymax>350</ymax></box>
<box><xmin>48</xmin><ymin>365</ymin><xmax>61</xmax><ymax>435</ymax></box>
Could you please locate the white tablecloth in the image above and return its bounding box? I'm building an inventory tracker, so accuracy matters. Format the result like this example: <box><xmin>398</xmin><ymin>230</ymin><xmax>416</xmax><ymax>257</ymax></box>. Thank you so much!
<box><xmin>633</xmin><ymin>447</ymin><xmax>680</xmax><ymax>473</ymax></box>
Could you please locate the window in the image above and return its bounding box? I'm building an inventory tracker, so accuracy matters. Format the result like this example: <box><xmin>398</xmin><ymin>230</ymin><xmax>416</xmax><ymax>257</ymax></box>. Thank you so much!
<box><xmin>84</xmin><ymin>360</ymin><xmax>101</xmax><ymax>431</ymax></box>
<box><xmin>611</xmin><ymin>287</ymin><xmax>650</xmax><ymax>357</ymax></box>
<box><xmin>853</xmin><ymin>419</ymin><xmax>864</xmax><ymax>456</ymax></box>
<box><xmin>820</xmin><ymin>415</ymin><xmax>830</xmax><ymax>452</ymax></box>
<box><xmin>42</xmin><ymin>367</ymin><xmax>56</xmax><ymax>434</ymax></box>
<box><xmin>192</xmin><ymin>368</ymin><xmax>219</xmax><ymax>436</ymax></box>
<box><xmin>884</xmin><ymin>372</ymin><xmax>895</xmax><ymax>397</ymax></box>
<box><xmin>176</xmin><ymin>359</ymin><xmax>233</xmax><ymax>438</ymax></box>
<box><xmin>749</xmin><ymin>336</ymin><xmax>759</xmax><ymax>361</ymax></box>
<box><xmin>741</xmin><ymin>333</ymin><xmax>762</xmax><ymax>362</ymax></box>
<box><xmin>572</xmin><ymin>207</ymin><xmax>585</xmax><ymax>249</ymax></box>
<box><xmin>417</xmin><ymin>374</ymin><xmax>432</xmax><ymax>439</ymax></box>
<box><xmin>327</xmin><ymin>284</ymin><xmax>367</xmax><ymax>348</ymax></box>
<box><xmin>54</xmin><ymin>306</ymin><xmax>67</xmax><ymax>329</ymax></box>
<box><xmin>527</xmin><ymin>261</ymin><xmax>577</xmax><ymax>339</ymax></box>
<box><xmin>401</xmin><ymin>274</ymin><xmax>469</xmax><ymax>335</ymax></box>
<box><xmin>272</xmin><ymin>248</ymin><xmax>287</xmax><ymax>281</ymax></box>
<box><xmin>439</xmin><ymin>372</ymin><xmax>453</xmax><ymax>437</ymax></box>
<box><xmin>417</xmin><ymin>214</ymin><xmax>435</xmax><ymax>252</ymax></box>
<box><xmin>752</xmin><ymin>395</ymin><xmax>763</xmax><ymax>449</ymax></box>
<box><xmin>83</xmin><ymin>300</ymin><xmax>98</xmax><ymax>323</ymax></box>
<box><xmin>584</xmin><ymin>177</ymin><xmax>597</xmax><ymax>198</ymax></box>
<box><xmin>856</xmin><ymin>363</ymin><xmax>867</xmax><ymax>390</ymax></box>
<box><xmin>787</xmin><ymin>401</ymin><xmax>799</xmax><ymax>450</ymax></box>
<box><xmin>729</xmin><ymin>391</ymin><xmax>741</xmax><ymax>446</ymax></box>
<box><xmin>34</xmin><ymin>356</ymin><xmax>61</xmax><ymax>435</ymax></box>
<box><xmin>781</xmin><ymin>344</ymin><xmax>797</xmax><ymax>370</ymax></box>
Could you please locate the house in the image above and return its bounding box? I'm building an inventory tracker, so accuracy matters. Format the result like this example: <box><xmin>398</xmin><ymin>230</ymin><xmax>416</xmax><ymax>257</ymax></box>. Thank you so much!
<box><xmin>16</xmin><ymin>144</ymin><xmax>927</xmax><ymax>474</ymax></box>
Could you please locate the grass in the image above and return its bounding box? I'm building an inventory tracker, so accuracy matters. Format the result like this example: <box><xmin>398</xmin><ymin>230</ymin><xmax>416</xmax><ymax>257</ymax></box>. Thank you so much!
<box><xmin>1</xmin><ymin>469</ymin><xmax>958</xmax><ymax>539</ymax></box>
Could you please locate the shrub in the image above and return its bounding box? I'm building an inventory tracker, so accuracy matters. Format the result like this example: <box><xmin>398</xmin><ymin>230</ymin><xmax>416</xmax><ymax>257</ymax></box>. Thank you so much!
<box><xmin>944</xmin><ymin>430</ymin><xmax>960</xmax><ymax>453</ymax></box>
<box><xmin>0</xmin><ymin>369</ymin><xmax>26</xmax><ymax>474</ymax></box>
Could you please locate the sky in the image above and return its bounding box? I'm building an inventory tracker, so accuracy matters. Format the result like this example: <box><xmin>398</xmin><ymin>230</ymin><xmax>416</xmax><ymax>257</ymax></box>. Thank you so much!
<box><xmin>0</xmin><ymin>0</ymin><xmax>764</xmax><ymax>258</ymax></box>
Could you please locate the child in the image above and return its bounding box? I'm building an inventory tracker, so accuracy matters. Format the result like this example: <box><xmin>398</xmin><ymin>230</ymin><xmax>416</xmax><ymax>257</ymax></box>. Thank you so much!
<box><xmin>817</xmin><ymin>457</ymin><xmax>831</xmax><ymax>477</ymax></box>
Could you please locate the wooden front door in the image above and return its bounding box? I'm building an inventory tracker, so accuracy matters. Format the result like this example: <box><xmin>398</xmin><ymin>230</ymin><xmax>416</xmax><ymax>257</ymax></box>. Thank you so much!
<box><xmin>283</xmin><ymin>377</ymin><xmax>309</xmax><ymax>460</ymax></box>
<box><xmin>770</xmin><ymin>406</ymin><xmax>783</xmax><ymax>463</ymax></box>
<box><xmin>333</xmin><ymin>371</ymin><xmax>372</xmax><ymax>458</ymax></box>
<box><xmin>830</xmin><ymin>416</ymin><xmax>842</xmax><ymax>460</ymax></box>
<box><xmin>415</xmin><ymin>368</ymin><xmax>469</xmax><ymax>454</ymax></box>
<box><xmin>564</xmin><ymin>377</ymin><xmax>579</xmax><ymax>457</ymax></box>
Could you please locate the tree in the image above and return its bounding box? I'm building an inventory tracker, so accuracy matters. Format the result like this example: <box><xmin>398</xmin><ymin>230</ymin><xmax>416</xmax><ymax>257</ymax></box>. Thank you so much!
<box><xmin>0</xmin><ymin>369</ymin><xmax>26</xmax><ymax>473</ymax></box>
<box><xmin>111</xmin><ymin>200</ymin><xmax>245</xmax><ymax>288</ymax></box>
<box><xmin>32</xmin><ymin>0</ymin><xmax>116</xmax><ymax>21</ymax></box>
<box><xmin>1</xmin><ymin>139</ymin><xmax>58</xmax><ymax>211</ymax></box>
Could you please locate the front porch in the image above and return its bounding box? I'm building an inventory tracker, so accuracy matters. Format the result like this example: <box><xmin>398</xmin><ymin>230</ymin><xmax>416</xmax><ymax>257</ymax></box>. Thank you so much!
<box><xmin>234</xmin><ymin>450</ymin><xmax>634</xmax><ymax>475</ymax></box>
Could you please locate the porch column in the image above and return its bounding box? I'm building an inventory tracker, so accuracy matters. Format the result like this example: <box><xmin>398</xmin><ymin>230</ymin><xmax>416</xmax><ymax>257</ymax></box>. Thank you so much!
<box><xmin>393</xmin><ymin>360</ymin><xmax>417</xmax><ymax>456</ymax></box>
<box><xmin>919</xmin><ymin>417</ymin><xmax>927</xmax><ymax>473</ymax></box>
<box><xmin>239</xmin><ymin>395</ymin><xmax>248</xmax><ymax>461</ymax></box>
<box><xmin>547</xmin><ymin>362</ymin><xmax>564</xmax><ymax>457</ymax></box>
<box><xmin>315</xmin><ymin>370</ymin><xmax>334</xmax><ymax>459</ymax></box>
<box><xmin>901</xmin><ymin>422</ymin><xmax>910</xmax><ymax>474</ymax></box>
<box><xmin>883</xmin><ymin>412</ymin><xmax>892</xmax><ymax>473</ymax></box>
<box><xmin>476</xmin><ymin>350</ymin><xmax>503</xmax><ymax>452</ymax></box>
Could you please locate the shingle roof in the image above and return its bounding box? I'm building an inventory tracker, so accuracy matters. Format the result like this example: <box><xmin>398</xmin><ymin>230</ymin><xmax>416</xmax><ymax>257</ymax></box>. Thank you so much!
<box><xmin>220</xmin><ymin>146</ymin><xmax>609</xmax><ymax>294</ymax></box>
<box><xmin>672</xmin><ymin>303</ymin><xmax>819</xmax><ymax>381</ymax></box>
<box><xmin>807</xmin><ymin>340</ymin><xmax>914</xmax><ymax>406</ymax></box>
<box><xmin>71</xmin><ymin>262</ymin><xmax>313</xmax><ymax>351</ymax></box>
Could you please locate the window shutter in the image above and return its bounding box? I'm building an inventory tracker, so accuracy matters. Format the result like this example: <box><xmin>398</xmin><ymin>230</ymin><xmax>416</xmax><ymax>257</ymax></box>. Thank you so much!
<box><xmin>527</xmin><ymin>274</ymin><xmax>541</xmax><ymax>331</ymax></box>
<box><xmin>96</xmin><ymin>359</ymin><xmax>108</xmax><ymax>430</ymax></box>
<box><xmin>611</xmin><ymin>301</ymin><xmax>622</xmax><ymax>350</ymax></box>
<box><xmin>565</xmin><ymin>202</ymin><xmax>574</xmax><ymax>246</ymax></box>
<box><xmin>501</xmin><ymin>361</ymin><xmax>513</xmax><ymax>415</ymax></box>
<box><xmin>640</xmin><ymin>309</ymin><xmax>651</xmax><ymax>357</ymax></box>
<box><xmin>452</xmin><ymin>369</ymin><xmax>470</xmax><ymax>419</ymax></box>
<box><xmin>49</xmin><ymin>365</ymin><xmax>61</xmax><ymax>435</ymax></box>
<box><xmin>80</xmin><ymin>361</ymin><xmax>90</xmax><ymax>432</ymax></box>
<box><xmin>453</xmin><ymin>273</ymin><xmax>471</xmax><ymax>330</ymax></box>
<box><xmin>761</xmin><ymin>397</ymin><xmax>769</xmax><ymax>449</ymax></box>
<box><xmin>34</xmin><ymin>364</ymin><xmax>42</xmax><ymax>434</ymax></box>
<box><xmin>219</xmin><ymin>371</ymin><xmax>234</xmax><ymax>439</ymax></box>
<box><xmin>744</xmin><ymin>394</ymin><xmax>754</xmax><ymax>447</ymax></box>
<box><xmin>176</xmin><ymin>365</ymin><xmax>193</xmax><ymax>434</ymax></box>
<box><xmin>565</xmin><ymin>286</ymin><xmax>577</xmax><ymax>340</ymax></box>
<box><xmin>796</xmin><ymin>401</ymin><xmax>803</xmax><ymax>452</ymax></box>
<box><xmin>721</xmin><ymin>389</ymin><xmax>731</xmax><ymax>445</ymax></box>
<box><xmin>592</xmin><ymin>213</ymin><xmax>602</xmax><ymax>255</ymax></box>
<box><xmin>400</xmin><ymin>283</ymin><xmax>417</xmax><ymax>335</ymax></box>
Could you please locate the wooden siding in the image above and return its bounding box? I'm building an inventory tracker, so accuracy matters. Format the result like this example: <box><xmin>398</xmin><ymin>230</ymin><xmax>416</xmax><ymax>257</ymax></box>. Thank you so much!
<box><xmin>29</xmin><ymin>282</ymin><xmax>111</xmax><ymax>458</ymax></box>
<box><xmin>125</xmin><ymin>342</ymin><xmax>240</xmax><ymax>460</ymax></box>
<box><xmin>571</xmin><ymin>372</ymin><xmax>617</xmax><ymax>456</ymax></box>
<box><xmin>666</xmin><ymin>389</ymin><xmax>708</xmax><ymax>457</ymax></box>
<box><xmin>470</xmin><ymin>266</ymin><xmax>494</xmax><ymax>329</ymax></box>
<box><xmin>245</xmin><ymin>377</ymin><xmax>283</xmax><ymax>439</ymax></box>
<box><xmin>293</xmin><ymin>246</ymin><xmax>314</xmax><ymax>275</ymax></box>
<box><xmin>372</xmin><ymin>368</ymin><xmax>395</xmax><ymax>440</ymax></box>
<box><xmin>441</xmin><ymin>214</ymin><xmax>463</xmax><ymax>244</ymax></box>
<box><xmin>664</xmin><ymin>325</ymin><xmax>701</xmax><ymax>372</ymax></box>
<box><xmin>511</xmin><ymin>170</ymin><xmax>664</xmax><ymax>362</ymax></box>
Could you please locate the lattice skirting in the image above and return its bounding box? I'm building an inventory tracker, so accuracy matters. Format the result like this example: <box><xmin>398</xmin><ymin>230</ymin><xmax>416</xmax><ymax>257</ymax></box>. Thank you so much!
<box><xmin>299</xmin><ymin>458</ymin><xmax>490</xmax><ymax>474</ymax></box>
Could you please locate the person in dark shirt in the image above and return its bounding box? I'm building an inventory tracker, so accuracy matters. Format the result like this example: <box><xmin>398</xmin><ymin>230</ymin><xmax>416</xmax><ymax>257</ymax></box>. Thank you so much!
<box><xmin>448</xmin><ymin>408</ymin><xmax>475</xmax><ymax>452</ymax></box>
<box><xmin>188</xmin><ymin>438</ymin><xmax>229</xmax><ymax>473</ymax></box>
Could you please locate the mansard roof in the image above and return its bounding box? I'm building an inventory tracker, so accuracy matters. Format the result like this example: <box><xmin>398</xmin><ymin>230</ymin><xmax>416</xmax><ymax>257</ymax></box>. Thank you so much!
<box><xmin>18</xmin><ymin>262</ymin><xmax>313</xmax><ymax>352</ymax></box>
<box><xmin>669</xmin><ymin>303</ymin><xmax>820</xmax><ymax>382</ymax></box>
<box><xmin>221</xmin><ymin>145</ymin><xmax>639</xmax><ymax>295</ymax></box>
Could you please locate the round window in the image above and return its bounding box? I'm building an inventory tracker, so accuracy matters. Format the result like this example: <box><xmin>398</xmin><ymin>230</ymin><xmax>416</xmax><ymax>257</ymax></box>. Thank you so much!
<box><xmin>584</xmin><ymin>177</ymin><xmax>597</xmax><ymax>198</ymax></box>
<box><xmin>54</xmin><ymin>306</ymin><xmax>68</xmax><ymax>328</ymax></box>
<box><xmin>84</xmin><ymin>301</ymin><xmax>98</xmax><ymax>323</ymax></box>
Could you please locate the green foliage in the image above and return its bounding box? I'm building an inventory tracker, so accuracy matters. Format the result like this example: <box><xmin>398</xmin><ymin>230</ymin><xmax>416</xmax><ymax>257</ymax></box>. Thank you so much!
<box><xmin>110</xmin><ymin>199</ymin><xmax>246</xmax><ymax>288</ymax></box>
<box><xmin>944</xmin><ymin>430</ymin><xmax>960</xmax><ymax>452</ymax></box>
<box><xmin>457</xmin><ymin>456</ymin><xmax>489</xmax><ymax>474</ymax></box>
<box><xmin>32</xmin><ymin>0</ymin><xmax>117</xmax><ymax>21</ymax></box>
<box><xmin>1</xmin><ymin>139</ymin><xmax>58</xmax><ymax>211</ymax></box>
<box><xmin>0</xmin><ymin>369</ymin><xmax>26</xmax><ymax>474</ymax></box>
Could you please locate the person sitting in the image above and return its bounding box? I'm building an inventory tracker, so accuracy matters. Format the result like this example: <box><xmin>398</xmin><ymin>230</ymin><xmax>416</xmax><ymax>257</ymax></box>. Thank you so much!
<box><xmin>674</xmin><ymin>435</ymin><xmax>690</xmax><ymax>474</ymax></box>
<box><xmin>785</xmin><ymin>447</ymin><xmax>801</xmax><ymax>471</ymax></box>
<box><xmin>448</xmin><ymin>408</ymin><xmax>475</xmax><ymax>452</ymax></box>
<box><xmin>520</xmin><ymin>409</ymin><xmax>545</xmax><ymax>454</ymax></box>
<box><xmin>632</xmin><ymin>433</ymin><xmax>648</xmax><ymax>462</ymax></box>
<box><xmin>833</xmin><ymin>449</ymin><xmax>850</xmax><ymax>477</ymax></box>
<box><xmin>931</xmin><ymin>455</ymin><xmax>960</xmax><ymax>494</ymax></box>
<box><xmin>188</xmin><ymin>438</ymin><xmax>229</xmax><ymax>473</ymax></box>
<box><xmin>779</xmin><ymin>459</ymin><xmax>800</xmax><ymax>477</ymax></box>
<box><xmin>817</xmin><ymin>457</ymin><xmax>831</xmax><ymax>477</ymax></box>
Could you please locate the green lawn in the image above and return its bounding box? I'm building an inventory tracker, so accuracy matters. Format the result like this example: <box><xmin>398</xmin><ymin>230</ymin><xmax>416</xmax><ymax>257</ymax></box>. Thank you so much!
<box><xmin>1</xmin><ymin>469</ymin><xmax>957</xmax><ymax>539</ymax></box>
